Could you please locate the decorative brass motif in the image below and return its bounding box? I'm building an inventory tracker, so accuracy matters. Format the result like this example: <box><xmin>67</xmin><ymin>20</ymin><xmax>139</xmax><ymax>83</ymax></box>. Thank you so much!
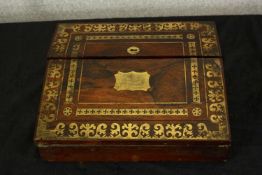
<box><xmin>199</xmin><ymin>24</ymin><xmax>220</xmax><ymax>56</ymax></box>
<box><xmin>63</xmin><ymin>107</ymin><xmax>73</xmax><ymax>116</ymax></box>
<box><xmin>35</xmin><ymin>60</ymin><xmax>64</xmax><ymax>139</ymax></box>
<box><xmin>192</xmin><ymin>108</ymin><xmax>202</xmax><ymax>116</ymax></box>
<box><xmin>204</xmin><ymin>58</ymin><xmax>228</xmax><ymax>138</ymax></box>
<box><xmin>187</xmin><ymin>34</ymin><xmax>195</xmax><ymax>39</ymax></box>
<box><xmin>191</xmin><ymin>58</ymin><xmax>201</xmax><ymax>103</ymax></box>
<box><xmin>154</xmin><ymin>22</ymin><xmax>187</xmax><ymax>31</ymax></box>
<box><xmin>119</xmin><ymin>23</ymin><xmax>152</xmax><ymax>32</ymax></box>
<box><xmin>70</xmin><ymin>43</ymin><xmax>81</xmax><ymax>57</ymax></box>
<box><xmin>51</xmin><ymin>25</ymin><xmax>69</xmax><ymax>56</ymax></box>
<box><xmin>49</xmin><ymin>120</ymin><xmax>226</xmax><ymax>140</ymax></box>
<box><xmin>51</xmin><ymin>122</ymin><xmax>197</xmax><ymax>139</ymax></box>
<box><xmin>40</xmin><ymin>61</ymin><xmax>63</xmax><ymax>122</ymax></box>
<box><xmin>114</xmin><ymin>71</ymin><xmax>150</xmax><ymax>91</ymax></box>
<box><xmin>76</xmin><ymin>108</ymin><xmax>188</xmax><ymax>116</ymax></box>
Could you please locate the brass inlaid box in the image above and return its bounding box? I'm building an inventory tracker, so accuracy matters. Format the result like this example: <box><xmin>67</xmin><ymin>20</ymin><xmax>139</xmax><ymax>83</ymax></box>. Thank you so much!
<box><xmin>34</xmin><ymin>21</ymin><xmax>230</xmax><ymax>161</ymax></box>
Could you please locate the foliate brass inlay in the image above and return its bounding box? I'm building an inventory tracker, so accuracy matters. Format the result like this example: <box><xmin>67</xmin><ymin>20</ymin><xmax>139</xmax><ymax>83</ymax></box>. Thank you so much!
<box><xmin>51</xmin><ymin>122</ymin><xmax>197</xmax><ymax>139</ymax></box>
<box><xmin>127</xmin><ymin>46</ymin><xmax>140</xmax><ymax>55</ymax></box>
<box><xmin>114</xmin><ymin>71</ymin><xmax>150</xmax><ymax>91</ymax></box>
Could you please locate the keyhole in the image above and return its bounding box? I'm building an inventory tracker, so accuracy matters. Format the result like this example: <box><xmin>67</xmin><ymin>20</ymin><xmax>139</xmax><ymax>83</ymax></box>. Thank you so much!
<box><xmin>127</xmin><ymin>46</ymin><xmax>140</xmax><ymax>55</ymax></box>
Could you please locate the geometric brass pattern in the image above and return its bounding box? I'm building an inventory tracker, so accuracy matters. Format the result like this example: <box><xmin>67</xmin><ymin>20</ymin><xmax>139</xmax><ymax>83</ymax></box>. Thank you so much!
<box><xmin>65</xmin><ymin>59</ymin><xmax>77</xmax><ymax>103</ymax></box>
<box><xmin>63</xmin><ymin>107</ymin><xmax>73</xmax><ymax>116</ymax></box>
<box><xmin>188</xmin><ymin>42</ymin><xmax>197</xmax><ymax>56</ymax></box>
<box><xmin>84</xmin><ymin>34</ymin><xmax>184</xmax><ymax>41</ymax></box>
<box><xmin>76</xmin><ymin>108</ymin><xmax>188</xmax><ymax>116</ymax></box>
<box><xmin>192</xmin><ymin>107</ymin><xmax>202</xmax><ymax>116</ymax></box>
<box><xmin>191</xmin><ymin>58</ymin><xmax>201</xmax><ymax>103</ymax></box>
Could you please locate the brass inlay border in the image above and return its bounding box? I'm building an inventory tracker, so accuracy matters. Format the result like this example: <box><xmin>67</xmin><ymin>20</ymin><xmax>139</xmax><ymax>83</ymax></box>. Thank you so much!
<box><xmin>83</xmin><ymin>34</ymin><xmax>183</xmax><ymax>40</ymax></box>
<box><xmin>50</xmin><ymin>122</ymin><xmax>206</xmax><ymax>140</ymax></box>
<box><xmin>65</xmin><ymin>59</ymin><xmax>77</xmax><ymax>103</ymax></box>
<box><xmin>76</xmin><ymin>108</ymin><xmax>188</xmax><ymax>116</ymax></box>
<box><xmin>36</xmin><ymin>60</ymin><xmax>64</xmax><ymax>139</ymax></box>
<box><xmin>188</xmin><ymin>42</ymin><xmax>197</xmax><ymax>55</ymax></box>
<box><xmin>191</xmin><ymin>58</ymin><xmax>200</xmax><ymax>103</ymax></box>
<box><xmin>205</xmin><ymin>59</ymin><xmax>228</xmax><ymax>137</ymax></box>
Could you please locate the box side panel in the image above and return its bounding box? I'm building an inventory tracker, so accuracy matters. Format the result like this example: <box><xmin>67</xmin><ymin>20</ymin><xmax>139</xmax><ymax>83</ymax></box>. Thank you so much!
<box><xmin>38</xmin><ymin>145</ymin><xmax>230</xmax><ymax>162</ymax></box>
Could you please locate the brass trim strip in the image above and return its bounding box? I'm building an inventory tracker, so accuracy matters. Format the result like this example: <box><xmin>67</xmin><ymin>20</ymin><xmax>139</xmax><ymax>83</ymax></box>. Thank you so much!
<box><xmin>65</xmin><ymin>59</ymin><xmax>77</xmax><ymax>103</ymax></box>
<box><xmin>191</xmin><ymin>58</ymin><xmax>201</xmax><ymax>103</ymax></box>
<box><xmin>76</xmin><ymin>108</ymin><xmax>188</xmax><ymax>116</ymax></box>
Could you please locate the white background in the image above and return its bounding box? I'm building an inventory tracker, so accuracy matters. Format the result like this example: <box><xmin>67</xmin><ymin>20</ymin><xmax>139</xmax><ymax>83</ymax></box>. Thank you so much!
<box><xmin>0</xmin><ymin>0</ymin><xmax>261</xmax><ymax>23</ymax></box>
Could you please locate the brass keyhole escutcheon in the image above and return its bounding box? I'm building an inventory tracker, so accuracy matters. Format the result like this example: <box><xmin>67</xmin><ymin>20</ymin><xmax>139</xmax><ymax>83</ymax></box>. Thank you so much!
<box><xmin>127</xmin><ymin>46</ymin><xmax>140</xmax><ymax>55</ymax></box>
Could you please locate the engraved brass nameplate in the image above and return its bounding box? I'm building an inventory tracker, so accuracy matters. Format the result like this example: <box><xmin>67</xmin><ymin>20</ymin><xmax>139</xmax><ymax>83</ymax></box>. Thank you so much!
<box><xmin>114</xmin><ymin>71</ymin><xmax>150</xmax><ymax>91</ymax></box>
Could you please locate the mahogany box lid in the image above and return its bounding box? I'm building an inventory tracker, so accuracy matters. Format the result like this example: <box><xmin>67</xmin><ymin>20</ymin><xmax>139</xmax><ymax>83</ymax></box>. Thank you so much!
<box><xmin>34</xmin><ymin>21</ymin><xmax>230</xmax><ymax>161</ymax></box>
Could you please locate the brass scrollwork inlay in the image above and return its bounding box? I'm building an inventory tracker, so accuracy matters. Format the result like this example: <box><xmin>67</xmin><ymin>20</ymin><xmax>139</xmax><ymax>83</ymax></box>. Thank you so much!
<box><xmin>51</xmin><ymin>122</ymin><xmax>198</xmax><ymax>139</ymax></box>
<box><xmin>35</xmin><ymin>60</ymin><xmax>64</xmax><ymax>139</ymax></box>
<box><xmin>205</xmin><ymin>58</ymin><xmax>228</xmax><ymax>138</ymax></box>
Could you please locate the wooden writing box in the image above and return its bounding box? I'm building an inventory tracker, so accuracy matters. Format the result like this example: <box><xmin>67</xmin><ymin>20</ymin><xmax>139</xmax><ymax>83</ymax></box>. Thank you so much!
<box><xmin>34</xmin><ymin>21</ymin><xmax>231</xmax><ymax>161</ymax></box>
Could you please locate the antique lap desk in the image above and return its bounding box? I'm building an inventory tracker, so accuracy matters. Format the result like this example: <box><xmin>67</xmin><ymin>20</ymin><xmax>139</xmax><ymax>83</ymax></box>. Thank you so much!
<box><xmin>34</xmin><ymin>21</ymin><xmax>231</xmax><ymax>161</ymax></box>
